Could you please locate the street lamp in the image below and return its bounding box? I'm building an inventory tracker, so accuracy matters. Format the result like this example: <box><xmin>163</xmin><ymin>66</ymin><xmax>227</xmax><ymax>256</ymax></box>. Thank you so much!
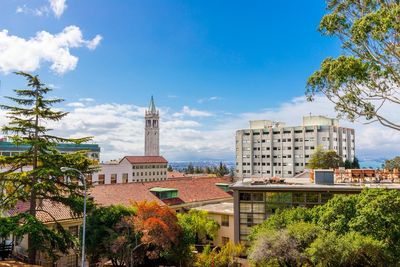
<box><xmin>61</xmin><ymin>167</ymin><xmax>87</xmax><ymax>267</ymax></box>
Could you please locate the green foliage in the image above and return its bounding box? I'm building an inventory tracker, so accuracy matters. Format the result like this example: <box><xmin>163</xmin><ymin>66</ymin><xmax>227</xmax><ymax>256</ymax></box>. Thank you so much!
<box><xmin>0</xmin><ymin>72</ymin><xmax>95</xmax><ymax>262</ymax></box>
<box><xmin>194</xmin><ymin>242</ymin><xmax>245</xmax><ymax>267</ymax></box>
<box><xmin>384</xmin><ymin>156</ymin><xmax>400</xmax><ymax>170</ymax></box>
<box><xmin>177</xmin><ymin>209</ymin><xmax>220</xmax><ymax>245</ymax></box>
<box><xmin>311</xmin><ymin>194</ymin><xmax>358</xmax><ymax>234</ymax></box>
<box><xmin>352</xmin><ymin>157</ymin><xmax>360</xmax><ymax>168</ymax></box>
<box><xmin>306</xmin><ymin>231</ymin><xmax>386</xmax><ymax>267</ymax></box>
<box><xmin>183</xmin><ymin>162</ymin><xmax>230</xmax><ymax>177</ymax></box>
<box><xmin>85</xmin><ymin>205</ymin><xmax>136</xmax><ymax>266</ymax></box>
<box><xmin>249</xmin><ymin>207</ymin><xmax>311</xmax><ymax>242</ymax></box>
<box><xmin>249</xmin><ymin>189</ymin><xmax>400</xmax><ymax>266</ymax></box>
<box><xmin>167</xmin><ymin>165</ymin><xmax>173</xmax><ymax>172</ymax></box>
<box><xmin>306</xmin><ymin>0</ymin><xmax>400</xmax><ymax>131</ymax></box>
<box><xmin>308</xmin><ymin>146</ymin><xmax>342</xmax><ymax>169</ymax></box>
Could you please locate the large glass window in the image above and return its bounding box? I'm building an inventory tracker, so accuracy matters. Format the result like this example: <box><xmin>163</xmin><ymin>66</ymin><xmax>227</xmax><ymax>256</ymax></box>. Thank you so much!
<box><xmin>252</xmin><ymin>203</ymin><xmax>265</xmax><ymax>213</ymax></box>
<box><xmin>240</xmin><ymin>192</ymin><xmax>251</xmax><ymax>201</ymax></box>
<box><xmin>239</xmin><ymin>203</ymin><xmax>252</xmax><ymax>213</ymax></box>
<box><xmin>252</xmin><ymin>192</ymin><xmax>264</xmax><ymax>202</ymax></box>
<box><xmin>292</xmin><ymin>192</ymin><xmax>305</xmax><ymax>203</ymax></box>
<box><xmin>266</xmin><ymin>192</ymin><xmax>292</xmax><ymax>203</ymax></box>
<box><xmin>306</xmin><ymin>192</ymin><xmax>319</xmax><ymax>203</ymax></box>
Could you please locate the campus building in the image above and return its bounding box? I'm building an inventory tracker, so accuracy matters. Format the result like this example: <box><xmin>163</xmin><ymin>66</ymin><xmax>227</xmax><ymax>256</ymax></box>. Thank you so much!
<box><xmin>194</xmin><ymin>202</ymin><xmax>234</xmax><ymax>246</ymax></box>
<box><xmin>0</xmin><ymin>138</ymin><xmax>100</xmax><ymax>161</ymax></box>
<box><xmin>91</xmin><ymin>156</ymin><xmax>168</xmax><ymax>184</ymax></box>
<box><xmin>230</xmin><ymin>176</ymin><xmax>400</xmax><ymax>243</ymax></box>
<box><xmin>235</xmin><ymin>115</ymin><xmax>355</xmax><ymax>178</ymax></box>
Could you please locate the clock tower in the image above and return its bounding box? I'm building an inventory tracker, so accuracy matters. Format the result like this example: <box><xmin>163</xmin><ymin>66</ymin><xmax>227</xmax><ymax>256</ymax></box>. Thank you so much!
<box><xmin>145</xmin><ymin>96</ymin><xmax>160</xmax><ymax>156</ymax></box>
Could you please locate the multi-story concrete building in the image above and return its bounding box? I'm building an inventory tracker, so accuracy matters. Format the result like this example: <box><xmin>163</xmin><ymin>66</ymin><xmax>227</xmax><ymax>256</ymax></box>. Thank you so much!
<box><xmin>145</xmin><ymin>96</ymin><xmax>160</xmax><ymax>156</ymax></box>
<box><xmin>235</xmin><ymin>115</ymin><xmax>355</xmax><ymax>178</ymax></box>
<box><xmin>91</xmin><ymin>156</ymin><xmax>168</xmax><ymax>185</ymax></box>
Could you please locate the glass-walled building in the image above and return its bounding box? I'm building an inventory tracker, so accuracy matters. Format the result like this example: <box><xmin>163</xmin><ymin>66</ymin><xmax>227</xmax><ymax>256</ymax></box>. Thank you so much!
<box><xmin>230</xmin><ymin>179</ymin><xmax>399</xmax><ymax>243</ymax></box>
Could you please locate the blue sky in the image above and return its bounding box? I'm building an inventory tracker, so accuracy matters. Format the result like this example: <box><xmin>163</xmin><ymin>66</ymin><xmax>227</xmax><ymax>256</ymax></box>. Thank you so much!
<box><xmin>0</xmin><ymin>0</ymin><xmax>397</xmax><ymax>162</ymax></box>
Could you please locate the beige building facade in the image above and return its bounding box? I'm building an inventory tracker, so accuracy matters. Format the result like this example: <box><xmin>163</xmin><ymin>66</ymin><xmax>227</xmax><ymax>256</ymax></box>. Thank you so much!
<box><xmin>194</xmin><ymin>202</ymin><xmax>234</xmax><ymax>246</ymax></box>
<box><xmin>236</xmin><ymin>115</ymin><xmax>355</xmax><ymax>178</ymax></box>
<box><xmin>91</xmin><ymin>156</ymin><xmax>168</xmax><ymax>185</ymax></box>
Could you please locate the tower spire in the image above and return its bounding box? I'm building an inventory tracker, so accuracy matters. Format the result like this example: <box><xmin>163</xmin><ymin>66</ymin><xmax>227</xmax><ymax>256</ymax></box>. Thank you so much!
<box><xmin>145</xmin><ymin>96</ymin><xmax>160</xmax><ymax>156</ymax></box>
<box><xmin>149</xmin><ymin>95</ymin><xmax>157</xmax><ymax>114</ymax></box>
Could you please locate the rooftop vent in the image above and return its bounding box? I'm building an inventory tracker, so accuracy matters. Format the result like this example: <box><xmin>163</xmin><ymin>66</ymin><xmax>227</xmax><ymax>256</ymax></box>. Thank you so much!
<box><xmin>150</xmin><ymin>187</ymin><xmax>178</xmax><ymax>200</ymax></box>
<box><xmin>215</xmin><ymin>183</ymin><xmax>230</xmax><ymax>192</ymax></box>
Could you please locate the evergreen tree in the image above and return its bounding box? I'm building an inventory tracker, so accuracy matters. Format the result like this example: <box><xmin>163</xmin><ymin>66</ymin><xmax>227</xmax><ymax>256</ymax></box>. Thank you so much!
<box><xmin>344</xmin><ymin>159</ymin><xmax>352</xmax><ymax>169</ymax></box>
<box><xmin>352</xmin><ymin>157</ymin><xmax>360</xmax><ymax>169</ymax></box>
<box><xmin>186</xmin><ymin>163</ymin><xmax>195</xmax><ymax>174</ymax></box>
<box><xmin>167</xmin><ymin>165</ymin><xmax>173</xmax><ymax>172</ymax></box>
<box><xmin>0</xmin><ymin>72</ymin><xmax>94</xmax><ymax>263</ymax></box>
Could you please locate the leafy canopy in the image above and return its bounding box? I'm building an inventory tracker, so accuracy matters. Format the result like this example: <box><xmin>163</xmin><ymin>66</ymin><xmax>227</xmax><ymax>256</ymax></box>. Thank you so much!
<box><xmin>307</xmin><ymin>146</ymin><xmax>343</xmax><ymax>169</ymax></box>
<box><xmin>306</xmin><ymin>0</ymin><xmax>400</xmax><ymax>131</ymax></box>
<box><xmin>249</xmin><ymin>188</ymin><xmax>400</xmax><ymax>266</ymax></box>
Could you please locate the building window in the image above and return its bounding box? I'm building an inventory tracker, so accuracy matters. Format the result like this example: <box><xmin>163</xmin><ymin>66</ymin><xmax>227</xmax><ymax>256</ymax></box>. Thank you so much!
<box><xmin>221</xmin><ymin>215</ymin><xmax>229</xmax><ymax>227</ymax></box>
<box><xmin>86</xmin><ymin>175</ymin><xmax>92</xmax><ymax>186</ymax></box>
<box><xmin>68</xmin><ymin>225</ymin><xmax>79</xmax><ymax>237</ymax></box>
<box><xmin>122</xmin><ymin>173</ymin><xmax>128</xmax><ymax>183</ymax></box>
<box><xmin>98</xmin><ymin>174</ymin><xmax>105</xmax><ymax>185</ymax></box>
<box><xmin>111</xmin><ymin>174</ymin><xmax>117</xmax><ymax>184</ymax></box>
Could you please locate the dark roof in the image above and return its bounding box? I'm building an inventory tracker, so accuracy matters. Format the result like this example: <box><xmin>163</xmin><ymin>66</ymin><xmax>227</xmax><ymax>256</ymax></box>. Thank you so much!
<box><xmin>122</xmin><ymin>156</ymin><xmax>168</xmax><ymax>164</ymax></box>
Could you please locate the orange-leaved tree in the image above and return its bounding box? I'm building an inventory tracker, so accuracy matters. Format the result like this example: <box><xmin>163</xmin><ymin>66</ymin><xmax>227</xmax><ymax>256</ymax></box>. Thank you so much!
<box><xmin>131</xmin><ymin>201</ymin><xmax>183</xmax><ymax>262</ymax></box>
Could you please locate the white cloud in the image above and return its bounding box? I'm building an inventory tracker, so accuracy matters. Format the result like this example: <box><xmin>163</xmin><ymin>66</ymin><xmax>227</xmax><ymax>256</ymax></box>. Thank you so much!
<box><xmin>66</xmin><ymin>102</ymin><xmax>85</xmax><ymax>107</ymax></box>
<box><xmin>0</xmin><ymin>26</ymin><xmax>102</xmax><ymax>74</ymax></box>
<box><xmin>16</xmin><ymin>0</ymin><xmax>67</xmax><ymax>18</ymax></box>
<box><xmin>173</xmin><ymin>106</ymin><xmax>214</xmax><ymax>117</ymax></box>
<box><xmin>78</xmin><ymin>98</ymin><xmax>95</xmax><ymax>102</ymax></box>
<box><xmin>0</xmin><ymin>95</ymin><xmax>399</xmax><ymax>162</ymax></box>
<box><xmin>49</xmin><ymin>0</ymin><xmax>67</xmax><ymax>18</ymax></box>
<box><xmin>198</xmin><ymin>96</ymin><xmax>221</xmax><ymax>104</ymax></box>
<box><xmin>16</xmin><ymin>5</ymin><xmax>50</xmax><ymax>16</ymax></box>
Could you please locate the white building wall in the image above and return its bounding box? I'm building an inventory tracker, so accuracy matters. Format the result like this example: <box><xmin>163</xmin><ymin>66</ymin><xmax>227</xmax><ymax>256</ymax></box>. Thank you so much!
<box><xmin>236</xmin><ymin>116</ymin><xmax>355</xmax><ymax>179</ymax></box>
<box><xmin>92</xmin><ymin>158</ymin><xmax>168</xmax><ymax>185</ymax></box>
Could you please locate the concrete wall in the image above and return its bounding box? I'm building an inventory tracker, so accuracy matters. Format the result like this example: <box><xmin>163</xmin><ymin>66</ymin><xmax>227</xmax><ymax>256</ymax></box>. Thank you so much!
<box><xmin>236</xmin><ymin>116</ymin><xmax>355</xmax><ymax>179</ymax></box>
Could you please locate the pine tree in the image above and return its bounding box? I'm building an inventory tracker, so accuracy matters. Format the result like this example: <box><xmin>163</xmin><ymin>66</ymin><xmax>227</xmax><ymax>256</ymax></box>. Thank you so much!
<box><xmin>352</xmin><ymin>157</ymin><xmax>360</xmax><ymax>169</ymax></box>
<box><xmin>0</xmin><ymin>72</ymin><xmax>95</xmax><ymax>263</ymax></box>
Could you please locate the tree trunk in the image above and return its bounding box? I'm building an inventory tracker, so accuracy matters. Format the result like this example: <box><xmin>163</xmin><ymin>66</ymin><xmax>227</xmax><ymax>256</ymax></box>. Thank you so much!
<box><xmin>28</xmin><ymin>88</ymin><xmax>40</xmax><ymax>264</ymax></box>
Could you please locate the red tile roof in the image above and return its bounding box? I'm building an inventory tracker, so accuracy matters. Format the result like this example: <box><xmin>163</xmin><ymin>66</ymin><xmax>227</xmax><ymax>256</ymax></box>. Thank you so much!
<box><xmin>90</xmin><ymin>177</ymin><xmax>232</xmax><ymax>207</ymax></box>
<box><xmin>9</xmin><ymin>200</ymin><xmax>79</xmax><ymax>223</ymax></box>
<box><xmin>122</xmin><ymin>156</ymin><xmax>168</xmax><ymax>164</ymax></box>
<box><xmin>167</xmin><ymin>171</ymin><xmax>189</xmax><ymax>179</ymax></box>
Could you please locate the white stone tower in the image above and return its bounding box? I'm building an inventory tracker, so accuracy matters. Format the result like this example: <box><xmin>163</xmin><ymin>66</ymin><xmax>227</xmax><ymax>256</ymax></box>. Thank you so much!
<box><xmin>145</xmin><ymin>96</ymin><xmax>160</xmax><ymax>156</ymax></box>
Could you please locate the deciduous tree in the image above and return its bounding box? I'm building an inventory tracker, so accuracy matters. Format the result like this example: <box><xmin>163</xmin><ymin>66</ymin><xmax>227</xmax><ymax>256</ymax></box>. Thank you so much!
<box><xmin>306</xmin><ymin>0</ymin><xmax>400</xmax><ymax>131</ymax></box>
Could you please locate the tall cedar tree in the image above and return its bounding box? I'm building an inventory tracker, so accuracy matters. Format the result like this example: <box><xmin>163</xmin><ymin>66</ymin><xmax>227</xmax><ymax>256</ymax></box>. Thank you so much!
<box><xmin>306</xmin><ymin>0</ymin><xmax>400</xmax><ymax>131</ymax></box>
<box><xmin>0</xmin><ymin>72</ymin><xmax>94</xmax><ymax>263</ymax></box>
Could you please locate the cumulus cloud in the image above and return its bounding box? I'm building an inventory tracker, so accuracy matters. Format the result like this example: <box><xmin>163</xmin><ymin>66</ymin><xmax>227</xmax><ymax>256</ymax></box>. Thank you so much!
<box><xmin>173</xmin><ymin>106</ymin><xmax>214</xmax><ymax>117</ymax></box>
<box><xmin>0</xmin><ymin>26</ymin><xmax>102</xmax><ymax>74</ymax></box>
<box><xmin>0</xmin><ymin>95</ymin><xmax>399</xmax><ymax>162</ymax></box>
